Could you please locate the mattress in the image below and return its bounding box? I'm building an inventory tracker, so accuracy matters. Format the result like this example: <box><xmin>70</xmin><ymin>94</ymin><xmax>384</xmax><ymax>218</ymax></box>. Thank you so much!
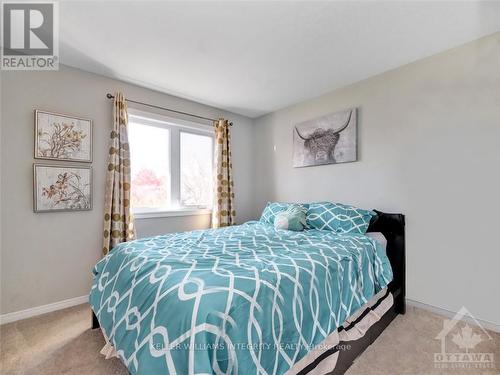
<box><xmin>365</xmin><ymin>232</ymin><xmax>387</xmax><ymax>250</ymax></box>
<box><xmin>90</xmin><ymin>223</ymin><xmax>393</xmax><ymax>374</ymax></box>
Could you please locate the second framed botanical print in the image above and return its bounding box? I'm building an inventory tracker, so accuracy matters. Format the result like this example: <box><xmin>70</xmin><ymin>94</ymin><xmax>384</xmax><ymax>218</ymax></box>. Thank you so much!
<box><xmin>33</xmin><ymin>164</ymin><xmax>92</xmax><ymax>213</ymax></box>
<box><xmin>35</xmin><ymin>110</ymin><xmax>93</xmax><ymax>162</ymax></box>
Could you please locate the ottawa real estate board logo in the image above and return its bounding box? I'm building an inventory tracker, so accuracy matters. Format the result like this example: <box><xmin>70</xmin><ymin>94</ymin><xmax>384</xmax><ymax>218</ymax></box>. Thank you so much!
<box><xmin>434</xmin><ymin>307</ymin><xmax>495</xmax><ymax>370</ymax></box>
<box><xmin>1</xmin><ymin>1</ymin><xmax>59</xmax><ymax>70</ymax></box>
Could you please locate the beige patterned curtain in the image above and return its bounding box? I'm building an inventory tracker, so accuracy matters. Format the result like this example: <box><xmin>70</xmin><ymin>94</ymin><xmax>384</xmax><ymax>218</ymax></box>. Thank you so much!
<box><xmin>102</xmin><ymin>92</ymin><xmax>135</xmax><ymax>255</ymax></box>
<box><xmin>212</xmin><ymin>119</ymin><xmax>236</xmax><ymax>228</ymax></box>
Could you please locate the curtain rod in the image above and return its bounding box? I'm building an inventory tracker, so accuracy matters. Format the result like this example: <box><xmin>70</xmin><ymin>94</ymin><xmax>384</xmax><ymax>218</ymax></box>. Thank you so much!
<box><xmin>106</xmin><ymin>93</ymin><xmax>232</xmax><ymax>126</ymax></box>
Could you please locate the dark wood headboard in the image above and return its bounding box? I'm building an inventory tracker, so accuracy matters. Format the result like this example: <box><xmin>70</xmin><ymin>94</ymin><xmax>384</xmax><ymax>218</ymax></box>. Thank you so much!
<box><xmin>367</xmin><ymin>210</ymin><xmax>406</xmax><ymax>314</ymax></box>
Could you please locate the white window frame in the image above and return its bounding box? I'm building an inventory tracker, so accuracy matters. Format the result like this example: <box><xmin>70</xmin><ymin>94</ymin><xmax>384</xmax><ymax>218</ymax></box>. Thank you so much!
<box><xmin>128</xmin><ymin>108</ymin><xmax>214</xmax><ymax>219</ymax></box>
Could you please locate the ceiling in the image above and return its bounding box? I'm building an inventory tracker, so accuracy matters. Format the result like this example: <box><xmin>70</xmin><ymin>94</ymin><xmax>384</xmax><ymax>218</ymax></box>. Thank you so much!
<box><xmin>59</xmin><ymin>1</ymin><xmax>500</xmax><ymax>118</ymax></box>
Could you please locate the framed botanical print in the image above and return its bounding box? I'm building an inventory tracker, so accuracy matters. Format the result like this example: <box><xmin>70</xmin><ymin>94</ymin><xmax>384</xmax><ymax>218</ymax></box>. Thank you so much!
<box><xmin>35</xmin><ymin>110</ymin><xmax>93</xmax><ymax>162</ymax></box>
<box><xmin>33</xmin><ymin>164</ymin><xmax>92</xmax><ymax>212</ymax></box>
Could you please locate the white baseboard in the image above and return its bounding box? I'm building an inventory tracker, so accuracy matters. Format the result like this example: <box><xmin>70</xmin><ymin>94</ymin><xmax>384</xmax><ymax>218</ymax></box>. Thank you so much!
<box><xmin>0</xmin><ymin>295</ymin><xmax>88</xmax><ymax>325</ymax></box>
<box><xmin>406</xmin><ymin>298</ymin><xmax>500</xmax><ymax>333</ymax></box>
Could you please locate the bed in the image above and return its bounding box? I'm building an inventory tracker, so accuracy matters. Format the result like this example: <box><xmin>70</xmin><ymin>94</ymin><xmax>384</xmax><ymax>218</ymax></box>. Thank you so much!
<box><xmin>90</xmin><ymin>210</ymin><xmax>405</xmax><ymax>375</ymax></box>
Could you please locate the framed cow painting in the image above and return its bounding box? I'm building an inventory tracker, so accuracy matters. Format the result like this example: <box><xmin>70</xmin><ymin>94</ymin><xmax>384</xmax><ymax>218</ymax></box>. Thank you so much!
<box><xmin>293</xmin><ymin>108</ymin><xmax>357</xmax><ymax>168</ymax></box>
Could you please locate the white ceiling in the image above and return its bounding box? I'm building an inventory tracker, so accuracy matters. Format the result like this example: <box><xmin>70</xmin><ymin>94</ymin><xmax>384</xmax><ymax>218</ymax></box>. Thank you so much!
<box><xmin>60</xmin><ymin>1</ymin><xmax>500</xmax><ymax>118</ymax></box>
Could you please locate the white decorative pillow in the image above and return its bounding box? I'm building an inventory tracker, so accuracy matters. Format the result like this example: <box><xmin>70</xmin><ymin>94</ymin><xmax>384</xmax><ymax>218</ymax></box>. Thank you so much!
<box><xmin>274</xmin><ymin>205</ymin><xmax>307</xmax><ymax>231</ymax></box>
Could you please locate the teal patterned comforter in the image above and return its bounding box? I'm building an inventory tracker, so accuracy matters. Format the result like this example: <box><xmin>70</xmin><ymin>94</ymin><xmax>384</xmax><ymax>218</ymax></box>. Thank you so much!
<box><xmin>89</xmin><ymin>221</ymin><xmax>392</xmax><ymax>375</ymax></box>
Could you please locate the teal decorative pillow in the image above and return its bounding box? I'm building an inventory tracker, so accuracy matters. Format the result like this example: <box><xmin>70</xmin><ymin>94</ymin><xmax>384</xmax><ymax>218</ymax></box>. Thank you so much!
<box><xmin>260</xmin><ymin>202</ymin><xmax>308</xmax><ymax>225</ymax></box>
<box><xmin>274</xmin><ymin>205</ymin><xmax>307</xmax><ymax>231</ymax></box>
<box><xmin>306</xmin><ymin>202</ymin><xmax>375</xmax><ymax>234</ymax></box>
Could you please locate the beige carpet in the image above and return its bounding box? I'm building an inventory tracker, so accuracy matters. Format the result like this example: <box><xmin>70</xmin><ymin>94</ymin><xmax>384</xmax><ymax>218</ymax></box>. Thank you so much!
<box><xmin>1</xmin><ymin>304</ymin><xmax>498</xmax><ymax>375</ymax></box>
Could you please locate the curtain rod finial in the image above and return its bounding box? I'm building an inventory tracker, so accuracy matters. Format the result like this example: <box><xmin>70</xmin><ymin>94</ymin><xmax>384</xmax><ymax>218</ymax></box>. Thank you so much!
<box><xmin>106</xmin><ymin>93</ymin><xmax>114</xmax><ymax>99</ymax></box>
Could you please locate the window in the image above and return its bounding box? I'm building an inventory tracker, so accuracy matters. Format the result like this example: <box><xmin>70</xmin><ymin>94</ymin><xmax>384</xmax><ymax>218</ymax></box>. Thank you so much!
<box><xmin>129</xmin><ymin>122</ymin><xmax>170</xmax><ymax>211</ymax></box>
<box><xmin>128</xmin><ymin>111</ymin><xmax>214</xmax><ymax>217</ymax></box>
<box><xmin>180</xmin><ymin>132</ymin><xmax>213</xmax><ymax>207</ymax></box>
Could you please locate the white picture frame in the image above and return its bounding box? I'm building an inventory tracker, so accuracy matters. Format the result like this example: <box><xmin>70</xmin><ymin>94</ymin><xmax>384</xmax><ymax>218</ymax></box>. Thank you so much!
<box><xmin>35</xmin><ymin>110</ymin><xmax>93</xmax><ymax>162</ymax></box>
<box><xmin>33</xmin><ymin>164</ymin><xmax>92</xmax><ymax>213</ymax></box>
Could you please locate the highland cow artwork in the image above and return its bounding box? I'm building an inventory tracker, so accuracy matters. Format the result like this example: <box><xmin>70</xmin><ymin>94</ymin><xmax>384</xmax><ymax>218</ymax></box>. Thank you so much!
<box><xmin>35</xmin><ymin>110</ymin><xmax>93</xmax><ymax>162</ymax></box>
<box><xmin>34</xmin><ymin>164</ymin><xmax>92</xmax><ymax>212</ymax></box>
<box><xmin>293</xmin><ymin>108</ymin><xmax>357</xmax><ymax>168</ymax></box>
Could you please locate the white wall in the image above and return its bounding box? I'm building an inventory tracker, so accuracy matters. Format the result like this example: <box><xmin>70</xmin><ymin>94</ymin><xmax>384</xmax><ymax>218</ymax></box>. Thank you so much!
<box><xmin>252</xmin><ymin>33</ymin><xmax>500</xmax><ymax>325</ymax></box>
<box><xmin>0</xmin><ymin>65</ymin><xmax>255</xmax><ymax>314</ymax></box>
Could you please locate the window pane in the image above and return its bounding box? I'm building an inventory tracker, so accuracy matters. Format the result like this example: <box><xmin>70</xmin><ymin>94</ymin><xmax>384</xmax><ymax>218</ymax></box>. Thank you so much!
<box><xmin>180</xmin><ymin>132</ymin><xmax>213</xmax><ymax>207</ymax></box>
<box><xmin>129</xmin><ymin>121</ymin><xmax>170</xmax><ymax>210</ymax></box>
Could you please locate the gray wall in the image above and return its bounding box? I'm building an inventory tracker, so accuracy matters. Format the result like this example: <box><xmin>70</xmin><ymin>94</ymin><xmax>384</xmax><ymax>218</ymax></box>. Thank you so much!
<box><xmin>0</xmin><ymin>65</ymin><xmax>255</xmax><ymax>314</ymax></box>
<box><xmin>253</xmin><ymin>33</ymin><xmax>500</xmax><ymax>325</ymax></box>
<box><xmin>2</xmin><ymin>34</ymin><xmax>499</xmax><ymax>326</ymax></box>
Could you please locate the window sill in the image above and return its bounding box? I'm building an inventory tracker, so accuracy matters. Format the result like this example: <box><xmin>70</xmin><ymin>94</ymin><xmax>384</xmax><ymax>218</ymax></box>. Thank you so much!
<box><xmin>134</xmin><ymin>208</ymin><xmax>212</xmax><ymax>219</ymax></box>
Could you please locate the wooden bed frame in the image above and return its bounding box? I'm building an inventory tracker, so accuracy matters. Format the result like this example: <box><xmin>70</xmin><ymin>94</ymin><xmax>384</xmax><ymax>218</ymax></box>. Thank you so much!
<box><xmin>91</xmin><ymin>210</ymin><xmax>405</xmax><ymax>375</ymax></box>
